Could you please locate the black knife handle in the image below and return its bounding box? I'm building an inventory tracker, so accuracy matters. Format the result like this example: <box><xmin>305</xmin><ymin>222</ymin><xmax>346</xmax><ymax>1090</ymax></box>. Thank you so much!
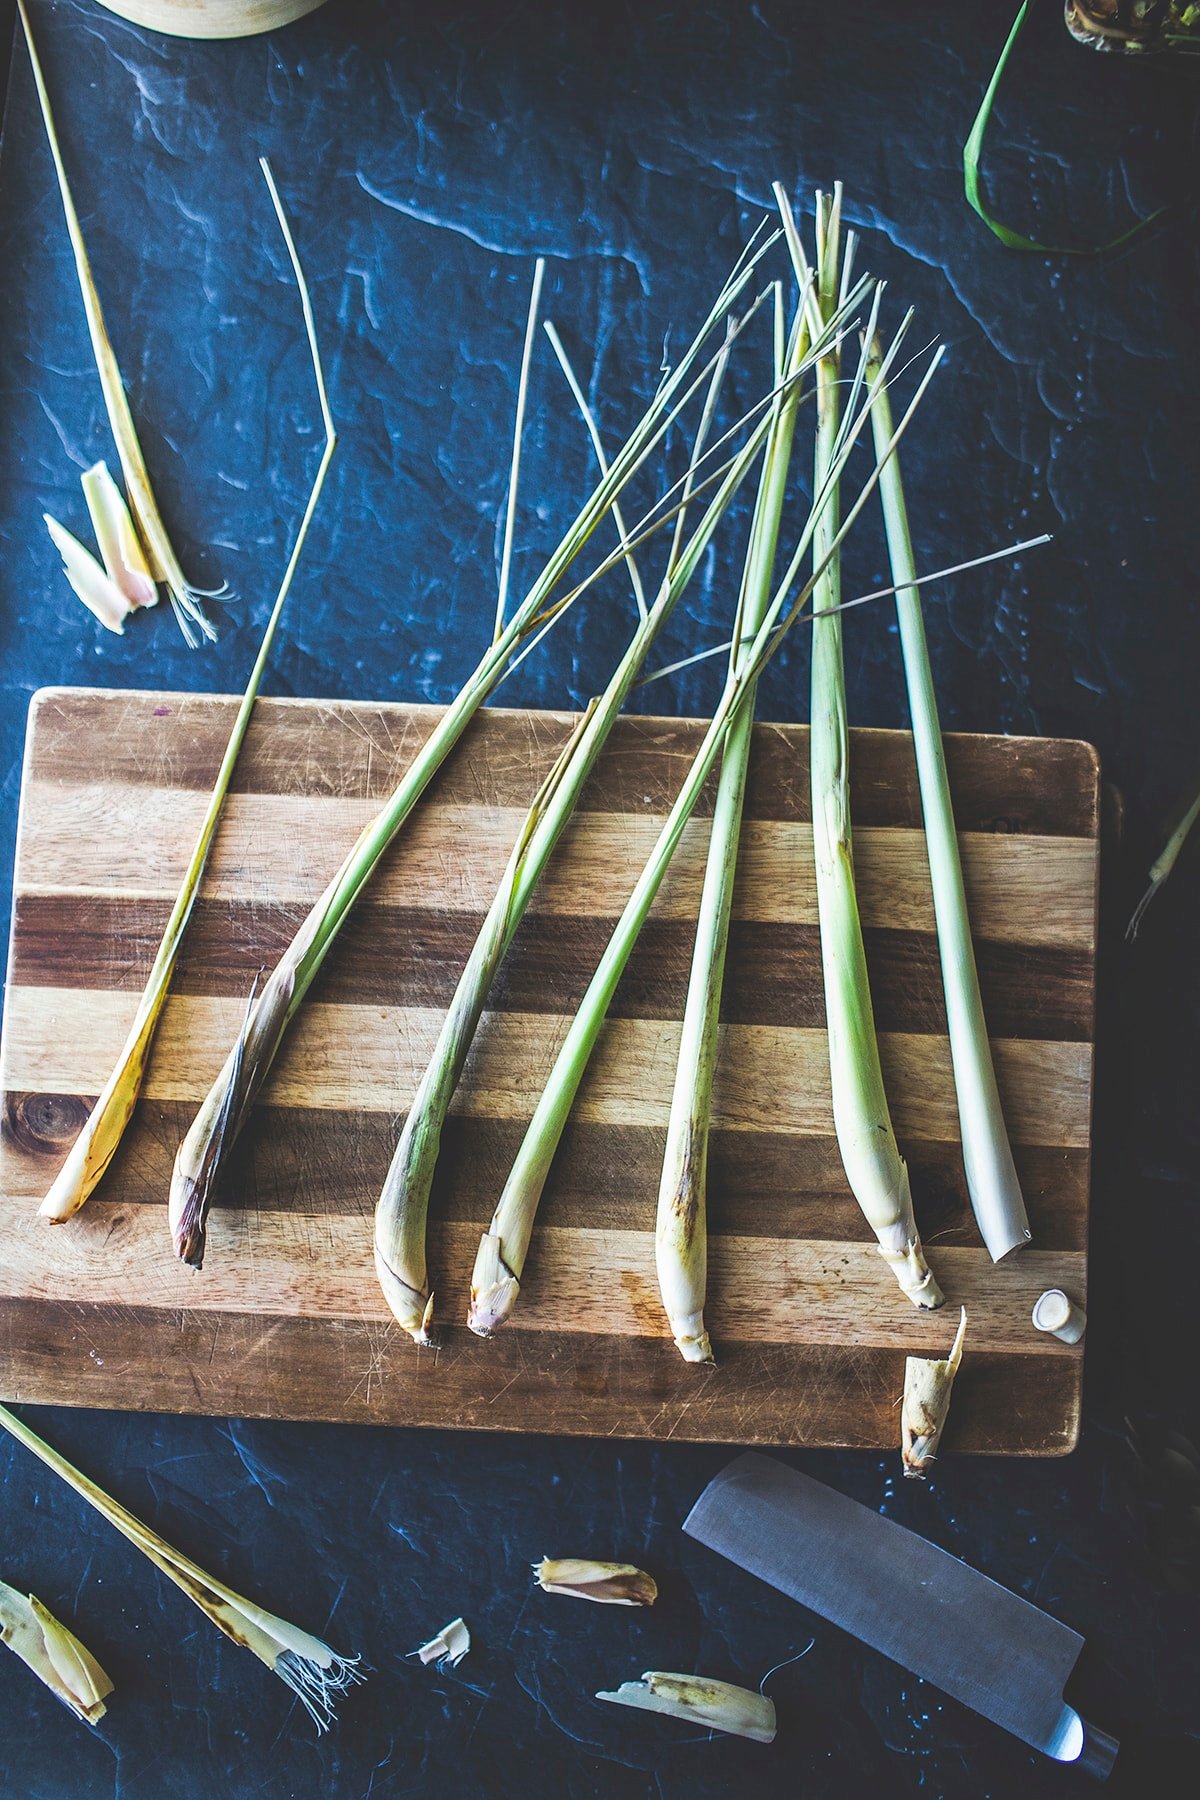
<box><xmin>1076</xmin><ymin>1719</ymin><xmax>1121</xmax><ymax>1781</ymax></box>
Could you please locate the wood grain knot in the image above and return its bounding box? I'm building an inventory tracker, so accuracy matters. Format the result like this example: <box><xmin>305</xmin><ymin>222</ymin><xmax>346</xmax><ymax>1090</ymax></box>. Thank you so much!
<box><xmin>5</xmin><ymin>1091</ymin><xmax>91</xmax><ymax>1154</ymax></box>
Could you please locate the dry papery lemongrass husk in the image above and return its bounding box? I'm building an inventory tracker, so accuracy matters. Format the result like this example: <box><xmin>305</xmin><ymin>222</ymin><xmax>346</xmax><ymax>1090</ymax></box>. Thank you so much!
<box><xmin>0</xmin><ymin>1403</ymin><xmax>361</xmax><ymax>1730</ymax></box>
<box><xmin>172</xmin><ymin>229</ymin><xmax>785</xmax><ymax>1268</ymax></box>
<box><xmin>372</xmin><ymin>292</ymin><xmax>856</xmax><ymax>1343</ymax></box>
<box><xmin>19</xmin><ymin>1</ymin><xmax>223</xmax><ymax>645</ymax></box>
<box><xmin>780</xmin><ymin>182</ymin><xmax>943</xmax><ymax>1311</ymax></box>
<box><xmin>901</xmin><ymin>1306</ymin><xmax>967</xmax><ymax>1480</ymax></box>
<box><xmin>534</xmin><ymin>1559</ymin><xmax>657</xmax><ymax>1606</ymax></box>
<box><xmin>597</xmin><ymin>1671</ymin><xmax>776</xmax><ymax>1744</ymax></box>
<box><xmin>468</xmin><ymin>261</ymin><xmax>944</xmax><ymax>1338</ymax></box>
<box><xmin>40</xmin><ymin>158</ymin><xmax>335</xmax><ymax>1226</ymax></box>
<box><xmin>0</xmin><ymin>1581</ymin><xmax>113</xmax><ymax>1725</ymax></box>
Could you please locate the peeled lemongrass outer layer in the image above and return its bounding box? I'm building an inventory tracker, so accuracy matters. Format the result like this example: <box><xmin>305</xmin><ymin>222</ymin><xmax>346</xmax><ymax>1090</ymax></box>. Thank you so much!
<box><xmin>43</xmin><ymin>513</ymin><xmax>133</xmax><ymax>634</ymax></box>
<box><xmin>782</xmin><ymin>183</ymin><xmax>942</xmax><ymax>1311</ymax></box>
<box><xmin>373</xmin><ymin>337</ymin><xmax>775</xmax><ymax>1342</ymax></box>
<box><xmin>655</xmin><ymin>290</ymin><xmax>812</xmax><ymax>1367</ymax></box>
<box><xmin>81</xmin><ymin>460</ymin><xmax>157</xmax><ymax>609</ymax></box>
<box><xmin>413</xmin><ymin>1617</ymin><xmax>470</xmax><ymax>1669</ymax></box>
<box><xmin>867</xmin><ymin>336</ymin><xmax>1030</xmax><ymax>1266</ymax></box>
<box><xmin>597</xmin><ymin>1671</ymin><xmax>776</xmax><ymax>1744</ymax></box>
<box><xmin>0</xmin><ymin>1402</ymin><xmax>361</xmax><ymax>1731</ymax></box>
<box><xmin>171</xmin><ymin>237</ymin><xmax>779</xmax><ymax>1270</ymax></box>
<box><xmin>39</xmin><ymin>158</ymin><xmax>336</xmax><ymax>1228</ymax></box>
<box><xmin>0</xmin><ymin>1581</ymin><xmax>113</xmax><ymax>1725</ymax></box>
<box><xmin>534</xmin><ymin>1559</ymin><xmax>657</xmax><ymax>1606</ymax></box>
<box><xmin>19</xmin><ymin>1</ymin><xmax>223</xmax><ymax>646</ymax></box>
<box><xmin>468</xmin><ymin>295</ymin><xmax>946</xmax><ymax>1337</ymax></box>
<box><xmin>901</xmin><ymin>1305</ymin><xmax>967</xmax><ymax>1479</ymax></box>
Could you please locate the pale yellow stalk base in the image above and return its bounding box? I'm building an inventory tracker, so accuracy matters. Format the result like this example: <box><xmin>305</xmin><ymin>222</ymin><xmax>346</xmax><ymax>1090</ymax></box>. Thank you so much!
<box><xmin>597</xmin><ymin>1671</ymin><xmax>776</xmax><ymax>1744</ymax></box>
<box><xmin>0</xmin><ymin>1583</ymin><xmax>113</xmax><ymax>1725</ymax></box>
<box><xmin>372</xmin><ymin>1248</ymin><xmax>434</xmax><ymax>1346</ymax></box>
<box><xmin>468</xmin><ymin>1230</ymin><xmax>520</xmax><ymax>1337</ymax></box>
<box><xmin>901</xmin><ymin>1305</ymin><xmax>967</xmax><ymax>1478</ymax></box>
<box><xmin>534</xmin><ymin>1559</ymin><xmax>657</xmax><ymax>1605</ymax></box>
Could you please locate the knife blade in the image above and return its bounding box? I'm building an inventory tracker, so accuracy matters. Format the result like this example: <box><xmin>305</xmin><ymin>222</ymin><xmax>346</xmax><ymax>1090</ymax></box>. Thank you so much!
<box><xmin>684</xmin><ymin>1452</ymin><xmax>1118</xmax><ymax>1778</ymax></box>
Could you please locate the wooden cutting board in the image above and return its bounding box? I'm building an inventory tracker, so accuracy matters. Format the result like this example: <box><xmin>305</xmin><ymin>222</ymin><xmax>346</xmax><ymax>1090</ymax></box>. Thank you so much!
<box><xmin>0</xmin><ymin>688</ymin><xmax>1098</xmax><ymax>1452</ymax></box>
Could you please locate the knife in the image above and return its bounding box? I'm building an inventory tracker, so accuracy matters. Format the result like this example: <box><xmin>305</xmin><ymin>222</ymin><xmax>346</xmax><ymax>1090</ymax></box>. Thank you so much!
<box><xmin>684</xmin><ymin>1452</ymin><xmax>1118</xmax><ymax>1778</ymax></box>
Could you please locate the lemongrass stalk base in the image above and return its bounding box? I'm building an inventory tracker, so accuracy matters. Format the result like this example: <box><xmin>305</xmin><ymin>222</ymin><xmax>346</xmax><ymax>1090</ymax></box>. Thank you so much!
<box><xmin>877</xmin><ymin>1240</ymin><xmax>944</xmax><ymax>1310</ymax></box>
<box><xmin>901</xmin><ymin>1306</ymin><xmax>967</xmax><ymax>1477</ymax></box>
<box><xmin>468</xmin><ymin>1231</ymin><xmax>520</xmax><ymax>1336</ymax></box>
<box><xmin>372</xmin><ymin>1248</ymin><xmax>434</xmax><ymax>1346</ymax></box>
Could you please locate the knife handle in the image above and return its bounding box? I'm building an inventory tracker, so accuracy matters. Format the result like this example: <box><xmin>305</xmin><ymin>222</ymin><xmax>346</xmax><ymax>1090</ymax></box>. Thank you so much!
<box><xmin>1076</xmin><ymin>1719</ymin><xmax>1120</xmax><ymax>1781</ymax></box>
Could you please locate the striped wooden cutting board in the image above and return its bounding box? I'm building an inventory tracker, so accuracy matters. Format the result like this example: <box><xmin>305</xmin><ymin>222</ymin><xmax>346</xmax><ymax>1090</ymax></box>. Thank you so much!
<box><xmin>0</xmin><ymin>688</ymin><xmax>1097</xmax><ymax>1452</ymax></box>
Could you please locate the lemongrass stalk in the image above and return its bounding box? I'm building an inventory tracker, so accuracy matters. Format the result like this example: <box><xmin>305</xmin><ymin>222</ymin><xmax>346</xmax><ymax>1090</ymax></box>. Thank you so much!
<box><xmin>597</xmin><ymin>1671</ymin><xmax>776</xmax><ymax>1743</ymax></box>
<box><xmin>171</xmin><ymin>240</ymin><xmax>780</xmax><ymax>1267</ymax></box>
<box><xmin>0</xmin><ymin>1404</ymin><xmax>360</xmax><ymax>1731</ymax></box>
<box><xmin>374</xmin><ymin>343</ymin><xmax>773</xmax><ymax>1341</ymax></box>
<box><xmin>468</xmin><ymin>316</ymin><xmax>946</xmax><ymax>1335</ymax></box>
<box><xmin>19</xmin><ymin>1</ymin><xmax>222</xmax><ymax>645</ymax></box>
<box><xmin>868</xmin><ymin>334</ymin><xmax>1031</xmax><ymax>1264</ymax></box>
<box><xmin>1127</xmin><ymin>774</ymin><xmax>1200</xmax><ymax>939</ymax></box>
<box><xmin>0</xmin><ymin>1582</ymin><xmax>113</xmax><ymax>1725</ymax></box>
<box><xmin>40</xmin><ymin>160</ymin><xmax>335</xmax><ymax>1225</ymax></box>
<box><xmin>654</xmin><ymin>294</ymin><xmax>810</xmax><ymax>1365</ymax></box>
<box><xmin>797</xmin><ymin>187</ymin><xmax>942</xmax><ymax>1310</ymax></box>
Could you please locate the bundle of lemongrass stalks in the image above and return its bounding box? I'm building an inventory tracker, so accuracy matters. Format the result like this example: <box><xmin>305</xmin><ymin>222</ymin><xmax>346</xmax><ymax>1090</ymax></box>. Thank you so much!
<box><xmin>37</xmin><ymin>172</ymin><xmax>1043</xmax><ymax>1378</ymax></box>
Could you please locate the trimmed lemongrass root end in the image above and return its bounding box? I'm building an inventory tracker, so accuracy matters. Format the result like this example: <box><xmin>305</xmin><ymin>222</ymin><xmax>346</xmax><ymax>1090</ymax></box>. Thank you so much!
<box><xmin>1032</xmin><ymin>1288</ymin><xmax>1087</xmax><ymax>1345</ymax></box>
<box><xmin>468</xmin><ymin>1229</ymin><xmax>520</xmax><ymax>1336</ymax></box>
<box><xmin>597</xmin><ymin>1671</ymin><xmax>776</xmax><ymax>1744</ymax></box>
<box><xmin>372</xmin><ymin>1243</ymin><xmax>435</xmax><ymax>1346</ymax></box>
<box><xmin>0</xmin><ymin>1582</ymin><xmax>113</xmax><ymax>1725</ymax></box>
<box><xmin>901</xmin><ymin>1305</ymin><xmax>967</xmax><ymax>1479</ymax></box>
<box><xmin>655</xmin><ymin>1144</ymin><xmax>714</xmax><ymax>1363</ymax></box>
<box><xmin>534</xmin><ymin>1559</ymin><xmax>657</xmax><ymax>1605</ymax></box>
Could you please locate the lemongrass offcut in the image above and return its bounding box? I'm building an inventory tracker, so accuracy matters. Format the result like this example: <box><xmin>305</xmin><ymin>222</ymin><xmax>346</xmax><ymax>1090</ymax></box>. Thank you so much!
<box><xmin>173</xmin><ymin>238</ymin><xmax>777</xmax><ymax>1267</ymax></box>
<box><xmin>868</xmin><ymin>332</ymin><xmax>1030</xmax><ymax>1265</ymax></box>
<box><xmin>597</xmin><ymin>1671</ymin><xmax>776</xmax><ymax>1743</ymax></box>
<box><xmin>534</xmin><ymin>1560</ymin><xmax>657</xmax><ymax>1606</ymax></box>
<box><xmin>901</xmin><ymin>1306</ymin><xmax>967</xmax><ymax>1479</ymax></box>
<box><xmin>787</xmin><ymin>183</ymin><xmax>942</xmax><ymax>1310</ymax></box>
<box><xmin>0</xmin><ymin>1404</ymin><xmax>361</xmax><ymax>1731</ymax></box>
<box><xmin>40</xmin><ymin>158</ymin><xmax>336</xmax><ymax>1225</ymax></box>
<box><xmin>19</xmin><ymin>0</ymin><xmax>222</xmax><ymax>645</ymax></box>
<box><xmin>0</xmin><ymin>1582</ymin><xmax>113</xmax><ymax>1725</ymax></box>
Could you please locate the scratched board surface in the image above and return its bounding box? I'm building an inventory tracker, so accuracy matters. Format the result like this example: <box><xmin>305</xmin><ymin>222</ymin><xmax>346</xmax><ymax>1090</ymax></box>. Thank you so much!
<box><xmin>0</xmin><ymin>688</ymin><xmax>1096</xmax><ymax>1450</ymax></box>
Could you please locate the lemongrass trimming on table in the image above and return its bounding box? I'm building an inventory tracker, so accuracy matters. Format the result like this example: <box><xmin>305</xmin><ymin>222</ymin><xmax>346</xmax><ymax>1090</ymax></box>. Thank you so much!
<box><xmin>413</xmin><ymin>1617</ymin><xmax>471</xmax><ymax>1669</ymax></box>
<box><xmin>534</xmin><ymin>1559</ymin><xmax>658</xmax><ymax>1605</ymax></box>
<box><xmin>170</xmin><ymin>238</ymin><xmax>780</xmax><ymax>1266</ymax></box>
<box><xmin>42</xmin><ymin>512</ymin><xmax>134</xmax><ymax>633</ymax></box>
<box><xmin>1127</xmin><ymin>773</ymin><xmax>1200</xmax><ymax>939</ymax></box>
<box><xmin>373</xmin><ymin>342</ymin><xmax>782</xmax><ymax>1340</ymax></box>
<box><xmin>654</xmin><ymin>287</ymin><xmax>811</xmax><ymax>1365</ymax></box>
<box><xmin>81</xmin><ymin>460</ymin><xmax>157</xmax><ymax>608</ymax></box>
<box><xmin>901</xmin><ymin>1306</ymin><xmax>967</xmax><ymax>1478</ymax></box>
<box><xmin>787</xmin><ymin>184</ymin><xmax>942</xmax><ymax>1309</ymax></box>
<box><xmin>0</xmin><ymin>1582</ymin><xmax>113</xmax><ymax>1725</ymax></box>
<box><xmin>868</xmin><ymin>333</ymin><xmax>1031</xmax><ymax>1264</ymax></box>
<box><xmin>40</xmin><ymin>158</ymin><xmax>336</xmax><ymax>1225</ymax></box>
<box><xmin>19</xmin><ymin>0</ymin><xmax>222</xmax><ymax>644</ymax></box>
<box><xmin>468</xmin><ymin>310</ymin><xmax>944</xmax><ymax>1335</ymax></box>
<box><xmin>596</xmin><ymin>1671</ymin><xmax>776</xmax><ymax>1743</ymax></box>
<box><xmin>0</xmin><ymin>1404</ymin><xmax>361</xmax><ymax>1730</ymax></box>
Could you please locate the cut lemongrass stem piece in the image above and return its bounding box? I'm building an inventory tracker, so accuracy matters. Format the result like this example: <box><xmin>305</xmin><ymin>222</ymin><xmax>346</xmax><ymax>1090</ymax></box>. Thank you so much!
<box><xmin>0</xmin><ymin>1404</ymin><xmax>361</xmax><ymax>1731</ymax></box>
<box><xmin>0</xmin><ymin>1582</ymin><xmax>113</xmax><ymax>1725</ymax></box>
<box><xmin>790</xmin><ymin>184</ymin><xmax>942</xmax><ymax>1310</ymax></box>
<box><xmin>374</xmin><ymin>347</ymin><xmax>770</xmax><ymax>1341</ymax></box>
<box><xmin>1031</xmin><ymin>1288</ymin><xmax>1086</xmax><ymax>1344</ymax></box>
<box><xmin>412</xmin><ymin>1617</ymin><xmax>470</xmax><ymax>1669</ymax></box>
<box><xmin>534</xmin><ymin>1559</ymin><xmax>657</xmax><ymax>1606</ymax></box>
<box><xmin>81</xmin><ymin>461</ymin><xmax>157</xmax><ymax>608</ymax></box>
<box><xmin>494</xmin><ymin>258</ymin><xmax>545</xmax><ymax>641</ymax></box>
<box><xmin>597</xmin><ymin>1672</ymin><xmax>776</xmax><ymax>1744</ymax></box>
<box><xmin>901</xmin><ymin>1305</ymin><xmax>967</xmax><ymax>1479</ymax></box>
<box><xmin>40</xmin><ymin>158</ymin><xmax>335</xmax><ymax>1225</ymax></box>
<box><xmin>867</xmin><ymin>331</ymin><xmax>1030</xmax><ymax>1265</ymax></box>
<box><xmin>468</xmin><ymin>312</ymin><xmax>947</xmax><ymax>1336</ymax></box>
<box><xmin>43</xmin><ymin>513</ymin><xmax>133</xmax><ymax>634</ymax></box>
<box><xmin>655</xmin><ymin>283</ymin><xmax>810</xmax><ymax>1366</ymax></box>
<box><xmin>173</xmin><ymin>240</ymin><xmax>781</xmax><ymax>1269</ymax></box>
<box><xmin>19</xmin><ymin>1</ymin><xmax>221</xmax><ymax>646</ymax></box>
<box><xmin>1127</xmin><ymin>774</ymin><xmax>1200</xmax><ymax>940</ymax></box>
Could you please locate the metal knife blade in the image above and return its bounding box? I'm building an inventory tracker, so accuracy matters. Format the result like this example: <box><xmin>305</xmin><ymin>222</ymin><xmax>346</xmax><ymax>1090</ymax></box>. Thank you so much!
<box><xmin>684</xmin><ymin>1452</ymin><xmax>1118</xmax><ymax>1778</ymax></box>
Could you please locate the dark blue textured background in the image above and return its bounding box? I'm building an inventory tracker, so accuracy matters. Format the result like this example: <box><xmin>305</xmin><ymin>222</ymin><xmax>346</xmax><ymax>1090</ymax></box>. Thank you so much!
<box><xmin>1</xmin><ymin>2</ymin><xmax>1198</xmax><ymax>1795</ymax></box>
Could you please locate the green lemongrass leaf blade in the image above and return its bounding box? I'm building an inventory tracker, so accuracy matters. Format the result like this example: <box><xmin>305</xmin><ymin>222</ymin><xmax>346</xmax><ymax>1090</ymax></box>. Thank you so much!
<box><xmin>0</xmin><ymin>1582</ymin><xmax>113</xmax><ymax>1725</ymax></box>
<box><xmin>867</xmin><ymin>333</ymin><xmax>1030</xmax><ymax>1263</ymax></box>
<box><xmin>807</xmin><ymin>204</ymin><xmax>941</xmax><ymax>1310</ymax></box>
<box><xmin>0</xmin><ymin>1404</ymin><xmax>360</xmax><ymax>1731</ymax></box>
<box><xmin>169</xmin><ymin>238</ymin><xmax>789</xmax><ymax>1264</ymax></box>
<box><xmin>964</xmin><ymin>0</ymin><xmax>1167</xmax><ymax>254</ymax></box>
<box><xmin>18</xmin><ymin>0</ymin><xmax>221</xmax><ymax>644</ymax></box>
<box><xmin>494</xmin><ymin>258</ymin><xmax>546</xmax><ymax>640</ymax></box>
<box><xmin>374</xmin><ymin>399</ymin><xmax>774</xmax><ymax>1339</ymax></box>
<box><xmin>41</xmin><ymin>158</ymin><xmax>336</xmax><ymax>1224</ymax></box>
